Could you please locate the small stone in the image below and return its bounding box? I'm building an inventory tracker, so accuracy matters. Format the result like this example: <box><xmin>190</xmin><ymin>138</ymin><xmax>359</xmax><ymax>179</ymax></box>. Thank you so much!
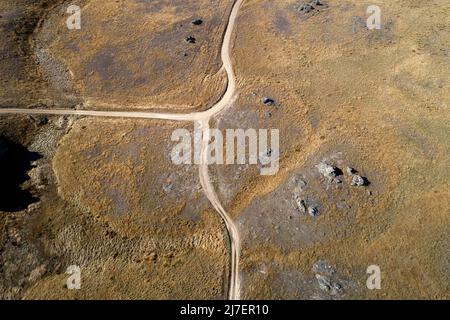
<box><xmin>185</xmin><ymin>36</ymin><xmax>196</xmax><ymax>44</ymax></box>
<box><xmin>345</xmin><ymin>166</ymin><xmax>369</xmax><ymax>186</ymax></box>
<box><xmin>294</xmin><ymin>196</ymin><xmax>307</xmax><ymax>214</ymax></box>
<box><xmin>300</xmin><ymin>1</ymin><xmax>325</xmax><ymax>14</ymax></box>
<box><xmin>308</xmin><ymin>206</ymin><xmax>320</xmax><ymax>217</ymax></box>
<box><xmin>192</xmin><ymin>19</ymin><xmax>203</xmax><ymax>25</ymax></box>
<box><xmin>351</xmin><ymin>174</ymin><xmax>367</xmax><ymax>187</ymax></box>
<box><xmin>300</xmin><ymin>4</ymin><xmax>314</xmax><ymax>13</ymax></box>
<box><xmin>263</xmin><ymin>97</ymin><xmax>275</xmax><ymax>106</ymax></box>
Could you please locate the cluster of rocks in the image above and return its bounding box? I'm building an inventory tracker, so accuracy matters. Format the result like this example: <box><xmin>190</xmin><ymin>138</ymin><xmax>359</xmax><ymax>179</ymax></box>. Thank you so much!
<box><xmin>295</xmin><ymin>195</ymin><xmax>320</xmax><ymax>217</ymax></box>
<box><xmin>316</xmin><ymin>274</ymin><xmax>343</xmax><ymax>295</ymax></box>
<box><xmin>292</xmin><ymin>177</ymin><xmax>321</xmax><ymax>218</ymax></box>
<box><xmin>299</xmin><ymin>0</ymin><xmax>325</xmax><ymax>14</ymax></box>
<box><xmin>291</xmin><ymin>161</ymin><xmax>370</xmax><ymax>219</ymax></box>
<box><xmin>316</xmin><ymin>162</ymin><xmax>369</xmax><ymax>187</ymax></box>
<box><xmin>185</xmin><ymin>19</ymin><xmax>203</xmax><ymax>44</ymax></box>
<box><xmin>313</xmin><ymin>260</ymin><xmax>344</xmax><ymax>296</ymax></box>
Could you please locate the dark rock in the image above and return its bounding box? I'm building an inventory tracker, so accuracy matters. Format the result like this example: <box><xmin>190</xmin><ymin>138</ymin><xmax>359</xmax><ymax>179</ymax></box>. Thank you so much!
<box><xmin>299</xmin><ymin>1</ymin><xmax>325</xmax><ymax>14</ymax></box>
<box><xmin>192</xmin><ymin>19</ymin><xmax>203</xmax><ymax>26</ymax></box>
<box><xmin>300</xmin><ymin>4</ymin><xmax>314</xmax><ymax>13</ymax></box>
<box><xmin>185</xmin><ymin>36</ymin><xmax>196</xmax><ymax>44</ymax></box>
<box><xmin>263</xmin><ymin>97</ymin><xmax>276</xmax><ymax>106</ymax></box>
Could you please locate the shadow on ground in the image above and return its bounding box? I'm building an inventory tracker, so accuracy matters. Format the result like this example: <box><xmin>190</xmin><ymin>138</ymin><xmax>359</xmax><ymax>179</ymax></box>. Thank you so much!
<box><xmin>0</xmin><ymin>136</ymin><xmax>41</xmax><ymax>212</ymax></box>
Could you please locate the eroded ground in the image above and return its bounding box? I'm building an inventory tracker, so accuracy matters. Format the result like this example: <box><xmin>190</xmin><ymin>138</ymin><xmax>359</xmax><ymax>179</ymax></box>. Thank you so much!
<box><xmin>0</xmin><ymin>0</ymin><xmax>81</xmax><ymax>108</ymax></box>
<box><xmin>0</xmin><ymin>116</ymin><xmax>228</xmax><ymax>299</ymax></box>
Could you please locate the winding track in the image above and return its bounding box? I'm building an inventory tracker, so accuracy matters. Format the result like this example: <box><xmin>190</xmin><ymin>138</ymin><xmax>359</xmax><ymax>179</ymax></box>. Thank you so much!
<box><xmin>0</xmin><ymin>0</ymin><xmax>244</xmax><ymax>300</ymax></box>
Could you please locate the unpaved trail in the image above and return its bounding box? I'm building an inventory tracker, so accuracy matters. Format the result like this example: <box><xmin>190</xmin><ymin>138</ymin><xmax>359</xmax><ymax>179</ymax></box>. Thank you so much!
<box><xmin>0</xmin><ymin>0</ymin><xmax>244</xmax><ymax>300</ymax></box>
<box><xmin>199</xmin><ymin>119</ymin><xmax>241</xmax><ymax>300</ymax></box>
<box><xmin>197</xmin><ymin>0</ymin><xmax>244</xmax><ymax>300</ymax></box>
